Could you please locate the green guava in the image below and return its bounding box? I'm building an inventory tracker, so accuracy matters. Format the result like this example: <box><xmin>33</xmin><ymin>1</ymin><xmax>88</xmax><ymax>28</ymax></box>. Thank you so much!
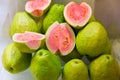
<box><xmin>46</xmin><ymin>21</ymin><xmax>75</xmax><ymax>56</ymax></box>
<box><xmin>43</xmin><ymin>4</ymin><xmax>65</xmax><ymax>33</ymax></box>
<box><xmin>25</xmin><ymin>0</ymin><xmax>51</xmax><ymax>17</ymax></box>
<box><xmin>37</xmin><ymin>16</ymin><xmax>46</xmax><ymax>33</ymax></box>
<box><xmin>62</xmin><ymin>59</ymin><xmax>89</xmax><ymax>80</ymax></box>
<box><xmin>9</xmin><ymin>12</ymin><xmax>39</xmax><ymax>37</ymax></box>
<box><xmin>13</xmin><ymin>31</ymin><xmax>45</xmax><ymax>53</ymax></box>
<box><xmin>64</xmin><ymin>1</ymin><xmax>92</xmax><ymax>28</ymax></box>
<box><xmin>76</xmin><ymin>21</ymin><xmax>111</xmax><ymax>58</ymax></box>
<box><xmin>89</xmin><ymin>54</ymin><xmax>119</xmax><ymax>80</ymax></box>
<box><xmin>30</xmin><ymin>49</ymin><xmax>61</xmax><ymax>80</ymax></box>
<box><xmin>2</xmin><ymin>43</ymin><xmax>32</xmax><ymax>74</ymax></box>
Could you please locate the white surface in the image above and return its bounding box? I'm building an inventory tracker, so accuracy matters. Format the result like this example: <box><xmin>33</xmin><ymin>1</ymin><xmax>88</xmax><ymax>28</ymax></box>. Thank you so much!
<box><xmin>0</xmin><ymin>0</ymin><xmax>120</xmax><ymax>80</ymax></box>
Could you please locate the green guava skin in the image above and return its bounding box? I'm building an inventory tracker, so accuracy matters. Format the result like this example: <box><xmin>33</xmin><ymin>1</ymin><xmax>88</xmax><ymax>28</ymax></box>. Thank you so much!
<box><xmin>89</xmin><ymin>54</ymin><xmax>119</xmax><ymax>80</ymax></box>
<box><xmin>37</xmin><ymin>16</ymin><xmax>45</xmax><ymax>33</ymax></box>
<box><xmin>76</xmin><ymin>21</ymin><xmax>111</xmax><ymax>58</ymax></box>
<box><xmin>2</xmin><ymin>43</ymin><xmax>32</xmax><ymax>74</ymax></box>
<box><xmin>43</xmin><ymin>4</ymin><xmax>65</xmax><ymax>33</ymax></box>
<box><xmin>9</xmin><ymin>12</ymin><xmax>39</xmax><ymax>37</ymax></box>
<box><xmin>62</xmin><ymin>59</ymin><xmax>89</xmax><ymax>80</ymax></box>
<box><xmin>30</xmin><ymin>49</ymin><xmax>61</xmax><ymax>80</ymax></box>
<box><xmin>88</xmin><ymin>15</ymin><xmax>96</xmax><ymax>23</ymax></box>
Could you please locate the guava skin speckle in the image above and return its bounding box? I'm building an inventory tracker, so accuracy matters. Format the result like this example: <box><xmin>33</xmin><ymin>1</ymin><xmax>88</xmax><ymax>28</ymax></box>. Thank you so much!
<box><xmin>9</xmin><ymin>12</ymin><xmax>39</xmax><ymax>37</ymax></box>
<box><xmin>89</xmin><ymin>54</ymin><xmax>119</xmax><ymax>80</ymax></box>
<box><xmin>30</xmin><ymin>49</ymin><xmax>61</xmax><ymax>80</ymax></box>
<box><xmin>2</xmin><ymin>43</ymin><xmax>32</xmax><ymax>74</ymax></box>
<box><xmin>43</xmin><ymin>4</ymin><xmax>65</xmax><ymax>33</ymax></box>
<box><xmin>62</xmin><ymin>59</ymin><xmax>89</xmax><ymax>80</ymax></box>
<box><xmin>76</xmin><ymin>21</ymin><xmax>111</xmax><ymax>58</ymax></box>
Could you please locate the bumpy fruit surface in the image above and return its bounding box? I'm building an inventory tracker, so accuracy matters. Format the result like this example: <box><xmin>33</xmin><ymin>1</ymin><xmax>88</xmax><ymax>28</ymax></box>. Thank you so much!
<box><xmin>43</xmin><ymin>4</ymin><xmax>65</xmax><ymax>33</ymax></box>
<box><xmin>89</xmin><ymin>54</ymin><xmax>119</xmax><ymax>80</ymax></box>
<box><xmin>76</xmin><ymin>21</ymin><xmax>111</xmax><ymax>57</ymax></box>
<box><xmin>2</xmin><ymin>43</ymin><xmax>32</xmax><ymax>74</ymax></box>
<box><xmin>62</xmin><ymin>59</ymin><xmax>89</xmax><ymax>80</ymax></box>
<box><xmin>30</xmin><ymin>49</ymin><xmax>61</xmax><ymax>80</ymax></box>
<box><xmin>9</xmin><ymin>12</ymin><xmax>39</xmax><ymax>37</ymax></box>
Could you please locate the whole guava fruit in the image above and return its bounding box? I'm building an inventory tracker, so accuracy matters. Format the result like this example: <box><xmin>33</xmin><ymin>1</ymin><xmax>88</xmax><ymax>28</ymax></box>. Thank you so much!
<box><xmin>46</xmin><ymin>21</ymin><xmax>75</xmax><ymax>56</ymax></box>
<box><xmin>9</xmin><ymin>12</ymin><xmax>39</xmax><ymax>37</ymax></box>
<box><xmin>30</xmin><ymin>49</ymin><xmax>61</xmax><ymax>80</ymax></box>
<box><xmin>2</xmin><ymin>43</ymin><xmax>32</xmax><ymax>74</ymax></box>
<box><xmin>89</xmin><ymin>54</ymin><xmax>119</xmax><ymax>80</ymax></box>
<box><xmin>76</xmin><ymin>21</ymin><xmax>111</xmax><ymax>58</ymax></box>
<box><xmin>12</xmin><ymin>31</ymin><xmax>45</xmax><ymax>53</ymax></box>
<box><xmin>43</xmin><ymin>4</ymin><xmax>65</xmax><ymax>33</ymax></box>
<box><xmin>62</xmin><ymin>59</ymin><xmax>89</xmax><ymax>80</ymax></box>
<box><xmin>64</xmin><ymin>1</ymin><xmax>92</xmax><ymax>28</ymax></box>
<box><xmin>25</xmin><ymin>0</ymin><xmax>51</xmax><ymax>17</ymax></box>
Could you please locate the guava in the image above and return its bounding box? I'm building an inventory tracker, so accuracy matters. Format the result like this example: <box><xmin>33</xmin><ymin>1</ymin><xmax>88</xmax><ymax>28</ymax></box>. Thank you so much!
<box><xmin>30</xmin><ymin>49</ymin><xmax>61</xmax><ymax>80</ymax></box>
<box><xmin>25</xmin><ymin>0</ymin><xmax>51</xmax><ymax>17</ymax></box>
<box><xmin>64</xmin><ymin>1</ymin><xmax>92</xmax><ymax>28</ymax></box>
<box><xmin>76</xmin><ymin>21</ymin><xmax>111</xmax><ymax>58</ymax></box>
<box><xmin>37</xmin><ymin>15</ymin><xmax>46</xmax><ymax>34</ymax></box>
<box><xmin>88</xmin><ymin>15</ymin><xmax>96</xmax><ymax>22</ymax></box>
<box><xmin>60</xmin><ymin>48</ymin><xmax>82</xmax><ymax>63</ymax></box>
<box><xmin>9</xmin><ymin>12</ymin><xmax>39</xmax><ymax>37</ymax></box>
<box><xmin>13</xmin><ymin>31</ymin><xmax>45</xmax><ymax>53</ymax></box>
<box><xmin>2</xmin><ymin>43</ymin><xmax>32</xmax><ymax>74</ymax></box>
<box><xmin>43</xmin><ymin>4</ymin><xmax>65</xmax><ymax>33</ymax></box>
<box><xmin>46</xmin><ymin>21</ymin><xmax>75</xmax><ymax>56</ymax></box>
<box><xmin>89</xmin><ymin>54</ymin><xmax>119</xmax><ymax>80</ymax></box>
<box><xmin>62</xmin><ymin>59</ymin><xmax>89</xmax><ymax>80</ymax></box>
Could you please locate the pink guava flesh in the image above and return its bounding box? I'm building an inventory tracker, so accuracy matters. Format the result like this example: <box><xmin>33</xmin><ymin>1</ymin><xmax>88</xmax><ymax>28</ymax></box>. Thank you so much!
<box><xmin>25</xmin><ymin>0</ymin><xmax>51</xmax><ymax>17</ymax></box>
<box><xmin>13</xmin><ymin>31</ymin><xmax>45</xmax><ymax>49</ymax></box>
<box><xmin>46</xmin><ymin>22</ymin><xmax>75</xmax><ymax>55</ymax></box>
<box><xmin>64</xmin><ymin>2</ymin><xmax>92</xmax><ymax>27</ymax></box>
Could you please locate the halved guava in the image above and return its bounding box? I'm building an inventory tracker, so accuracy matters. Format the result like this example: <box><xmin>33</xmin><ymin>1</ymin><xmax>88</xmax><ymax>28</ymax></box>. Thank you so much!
<box><xmin>13</xmin><ymin>31</ymin><xmax>45</xmax><ymax>53</ymax></box>
<box><xmin>46</xmin><ymin>21</ymin><xmax>75</xmax><ymax>56</ymax></box>
<box><xmin>25</xmin><ymin>0</ymin><xmax>51</xmax><ymax>17</ymax></box>
<box><xmin>64</xmin><ymin>2</ymin><xmax>92</xmax><ymax>28</ymax></box>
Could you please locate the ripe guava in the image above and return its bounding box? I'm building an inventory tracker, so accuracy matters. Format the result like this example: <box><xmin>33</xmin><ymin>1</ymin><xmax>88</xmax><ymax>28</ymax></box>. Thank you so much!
<box><xmin>2</xmin><ymin>43</ymin><xmax>32</xmax><ymax>74</ymax></box>
<box><xmin>13</xmin><ymin>31</ymin><xmax>45</xmax><ymax>53</ymax></box>
<box><xmin>30</xmin><ymin>49</ymin><xmax>61</xmax><ymax>80</ymax></box>
<box><xmin>9</xmin><ymin>12</ymin><xmax>39</xmax><ymax>37</ymax></box>
<box><xmin>89</xmin><ymin>54</ymin><xmax>119</xmax><ymax>80</ymax></box>
<box><xmin>76</xmin><ymin>21</ymin><xmax>111</xmax><ymax>58</ymax></box>
<box><xmin>62</xmin><ymin>59</ymin><xmax>89</xmax><ymax>80</ymax></box>
<box><xmin>64</xmin><ymin>2</ymin><xmax>92</xmax><ymax>28</ymax></box>
<box><xmin>25</xmin><ymin>0</ymin><xmax>51</xmax><ymax>17</ymax></box>
<box><xmin>43</xmin><ymin>4</ymin><xmax>65</xmax><ymax>33</ymax></box>
<box><xmin>46</xmin><ymin>21</ymin><xmax>75</xmax><ymax>56</ymax></box>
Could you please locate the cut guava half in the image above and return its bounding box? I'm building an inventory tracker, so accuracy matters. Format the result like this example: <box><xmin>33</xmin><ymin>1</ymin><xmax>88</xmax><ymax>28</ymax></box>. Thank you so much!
<box><xmin>13</xmin><ymin>31</ymin><xmax>45</xmax><ymax>50</ymax></box>
<box><xmin>25</xmin><ymin>0</ymin><xmax>51</xmax><ymax>17</ymax></box>
<box><xmin>64</xmin><ymin>2</ymin><xmax>92</xmax><ymax>28</ymax></box>
<box><xmin>46</xmin><ymin>21</ymin><xmax>75</xmax><ymax>56</ymax></box>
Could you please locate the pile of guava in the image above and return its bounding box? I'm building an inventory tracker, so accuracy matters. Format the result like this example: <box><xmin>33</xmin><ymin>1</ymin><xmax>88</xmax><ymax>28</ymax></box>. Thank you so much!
<box><xmin>2</xmin><ymin>0</ymin><xmax>120</xmax><ymax>80</ymax></box>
